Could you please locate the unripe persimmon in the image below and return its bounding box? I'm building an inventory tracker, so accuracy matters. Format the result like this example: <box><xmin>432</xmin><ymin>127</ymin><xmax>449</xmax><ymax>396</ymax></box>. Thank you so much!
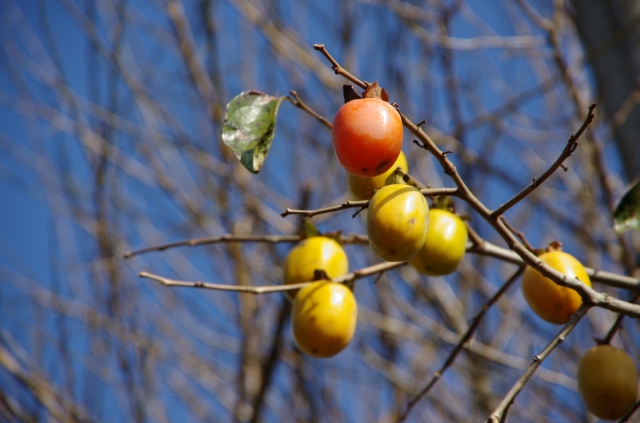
<box><xmin>346</xmin><ymin>150</ymin><xmax>408</xmax><ymax>201</ymax></box>
<box><xmin>578</xmin><ymin>345</ymin><xmax>638</xmax><ymax>420</ymax></box>
<box><xmin>409</xmin><ymin>209</ymin><xmax>468</xmax><ymax>276</ymax></box>
<box><xmin>292</xmin><ymin>281</ymin><xmax>357</xmax><ymax>358</ymax></box>
<box><xmin>521</xmin><ymin>251</ymin><xmax>591</xmax><ymax>324</ymax></box>
<box><xmin>332</xmin><ymin>98</ymin><xmax>403</xmax><ymax>177</ymax></box>
<box><xmin>283</xmin><ymin>236</ymin><xmax>349</xmax><ymax>300</ymax></box>
<box><xmin>367</xmin><ymin>184</ymin><xmax>429</xmax><ymax>262</ymax></box>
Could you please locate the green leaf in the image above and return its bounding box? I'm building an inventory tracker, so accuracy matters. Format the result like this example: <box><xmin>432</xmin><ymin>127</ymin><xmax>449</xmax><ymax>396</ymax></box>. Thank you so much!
<box><xmin>221</xmin><ymin>91</ymin><xmax>284</xmax><ymax>174</ymax></box>
<box><xmin>613</xmin><ymin>179</ymin><xmax>640</xmax><ymax>234</ymax></box>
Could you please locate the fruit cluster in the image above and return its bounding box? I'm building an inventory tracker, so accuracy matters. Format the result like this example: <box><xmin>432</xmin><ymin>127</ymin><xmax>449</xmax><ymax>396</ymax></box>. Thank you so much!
<box><xmin>280</xmin><ymin>90</ymin><xmax>638</xmax><ymax>420</ymax></box>
<box><xmin>282</xmin><ymin>95</ymin><xmax>469</xmax><ymax>358</ymax></box>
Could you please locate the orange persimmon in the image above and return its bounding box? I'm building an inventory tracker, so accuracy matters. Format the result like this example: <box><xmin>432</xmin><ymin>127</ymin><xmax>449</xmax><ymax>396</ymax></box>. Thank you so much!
<box><xmin>332</xmin><ymin>98</ymin><xmax>403</xmax><ymax>177</ymax></box>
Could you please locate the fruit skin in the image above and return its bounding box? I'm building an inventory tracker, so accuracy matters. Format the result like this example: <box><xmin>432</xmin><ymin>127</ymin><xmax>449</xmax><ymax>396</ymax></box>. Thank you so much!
<box><xmin>578</xmin><ymin>345</ymin><xmax>638</xmax><ymax>420</ymax></box>
<box><xmin>367</xmin><ymin>184</ymin><xmax>429</xmax><ymax>262</ymax></box>
<box><xmin>291</xmin><ymin>281</ymin><xmax>357</xmax><ymax>358</ymax></box>
<box><xmin>283</xmin><ymin>236</ymin><xmax>349</xmax><ymax>299</ymax></box>
<box><xmin>409</xmin><ymin>209</ymin><xmax>468</xmax><ymax>276</ymax></box>
<box><xmin>346</xmin><ymin>151</ymin><xmax>408</xmax><ymax>201</ymax></box>
<box><xmin>521</xmin><ymin>251</ymin><xmax>591</xmax><ymax>324</ymax></box>
<box><xmin>332</xmin><ymin>98</ymin><xmax>403</xmax><ymax>177</ymax></box>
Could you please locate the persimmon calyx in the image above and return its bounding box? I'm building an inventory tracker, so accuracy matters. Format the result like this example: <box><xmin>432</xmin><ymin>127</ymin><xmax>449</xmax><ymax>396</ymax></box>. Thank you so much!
<box><xmin>362</xmin><ymin>81</ymin><xmax>389</xmax><ymax>101</ymax></box>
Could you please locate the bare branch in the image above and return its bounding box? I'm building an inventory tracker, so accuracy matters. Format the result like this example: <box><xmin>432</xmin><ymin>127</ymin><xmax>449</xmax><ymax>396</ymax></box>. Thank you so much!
<box><xmin>281</xmin><ymin>188</ymin><xmax>458</xmax><ymax>218</ymax></box>
<box><xmin>399</xmin><ymin>267</ymin><xmax>526</xmax><ymax>422</ymax></box>
<box><xmin>313</xmin><ymin>44</ymin><xmax>368</xmax><ymax>89</ymax></box>
<box><xmin>287</xmin><ymin>91</ymin><xmax>333</xmax><ymax>130</ymax></box>
<box><xmin>486</xmin><ymin>304</ymin><xmax>591</xmax><ymax>422</ymax></box>
<box><xmin>124</xmin><ymin>233</ymin><xmax>369</xmax><ymax>259</ymax></box>
<box><xmin>138</xmin><ymin>260</ymin><xmax>406</xmax><ymax>294</ymax></box>
<box><xmin>490</xmin><ymin>103</ymin><xmax>597</xmax><ymax>218</ymax></box>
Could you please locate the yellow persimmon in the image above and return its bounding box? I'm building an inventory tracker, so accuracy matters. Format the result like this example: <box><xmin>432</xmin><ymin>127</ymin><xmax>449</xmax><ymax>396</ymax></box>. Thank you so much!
<box><xmin>291</xmin><ymin>281</ymin><xmax>357</xmax><ymax>358</ymax></box>
<box><xmin>346</xmin><ymin>150</ymin><xmax>408</xmax><ymax>201</ymax></box>
<box><xmin>283</xmin><ymin>236</ymin><xmax>348</xmax><ymax>299</ymax></box>
<box><xmin>521</xmin><ymin>251</ymin><xmax>591</xmax><ymax>324</ymax></box>
<box><xmin>578</xmin><ymin>345</ymin><xmax>638</xmax><ymax>420</ymax></box>
<box><xmin>367</xmin><ymin>184</ymin><xmax>429</xmax><ymax>262</ymax></box>
<box><xmin>409</xmin><ymin>208</ymin><xmax>468</xmax><ymax>276</ymax></box>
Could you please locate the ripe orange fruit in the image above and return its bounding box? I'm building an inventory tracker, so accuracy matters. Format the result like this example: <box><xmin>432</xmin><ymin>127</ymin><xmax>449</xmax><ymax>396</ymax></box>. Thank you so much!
<box><xmin>332</xmin><ymin>98</ymin><xmax>403</xmax><ymax>177</ymax></box>
<box><xmin>521</xmin><ymin>251</ymin><xmax>591</xmax><ymax>324</ymax></box>
<box><xmin>291</xmin><ymin>281</ymin><xmax>357</xmax><ymax>358</ymax></box>
<box><xmin>578</xmin><ymin>345</ymin><xmax>638</xmax><ymax>420</ymax></box>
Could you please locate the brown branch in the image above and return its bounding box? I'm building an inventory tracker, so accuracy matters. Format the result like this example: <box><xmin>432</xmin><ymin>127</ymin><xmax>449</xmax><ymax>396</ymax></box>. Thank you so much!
<box><xmin>490</xmin><ymin>103</ymin><xmax>597</xmax><ymax>219</ymax></box>
<box><xmin>138</xmin><ymin>260</ymin><xmax>406</xmax><ymax>294</ymax></box>
<box><xmin>123</xmin><ymin>233</ymin><xmax>369</xmax><ymax>259</ymax></box>
<box><xmin>313</xmin><ymin>44</ymin><xmax>368</xmax><ymax>89</ymax></box>
<box><xmin>281</xmin><ymin>200</ymin><xmax>369</xmax><ymax>218</ymax></box>
<box><xmin>600</xmin><ymin>290</ymin><xmax>640</xmax><ymax>345</ymax></box>
<box><xmin>499</xmin><ymin>216</ymin><xmax>536</xmax><ymax>252</ymax></box>
<box><xmin>287</xmin><ymin>90</ymin><xmax>333</xmax><ymax>129</ymax></box>
<box><xmin>486</xmin><ymin>303</ymin><xmax>591</xmax><ymax>422</ymax></box>
<box><xmin>399</xmin><ymin>266</ymin><xmax>526</xmax><ymax>422</ymax></box>
<box><xmin>281</xmin><ymin>188</ymin><xmax>458</xmax><ymax>218</ymax></box>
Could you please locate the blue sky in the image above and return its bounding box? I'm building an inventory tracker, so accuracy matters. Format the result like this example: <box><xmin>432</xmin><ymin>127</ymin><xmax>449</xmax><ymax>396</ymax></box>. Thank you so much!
<box><xmin>0</xmin><ymin>0</ymin><xmax>635</xmax><ymax>422</ymax></box>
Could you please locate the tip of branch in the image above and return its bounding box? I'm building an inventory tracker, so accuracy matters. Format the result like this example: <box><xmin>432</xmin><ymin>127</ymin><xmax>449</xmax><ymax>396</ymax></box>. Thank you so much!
<box><xmin>138</xmin><ymin>271</ymin><xmax>149</xmax><ymax>278</ymax></box>
<box><xmin>123</xmin><ymin>251</ymin><xmax>133</xmax><ymax>259</ymax></box>
<box><xmin>313</xmin><ymin>44</ymin><xmax>324</xmax><ymax>50</ymax></box>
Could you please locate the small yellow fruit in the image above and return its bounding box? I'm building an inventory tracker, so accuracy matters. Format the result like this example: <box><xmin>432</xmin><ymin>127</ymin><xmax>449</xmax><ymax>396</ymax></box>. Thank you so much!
<box><xmin>367</xmin><ymin>184</ymin><xmax>429</xmax><ymax>262</ymax></box>
<box><xmin>283</xmin><ymin>237</ymin><xmax>348</xmax><ymax>299</ymax></box>
<box><xmin>521</xmin><ymin>251</ymin><xmax>591</xmax><ymax>324</ymax></box>
<box><xmin>409</xmin><ymin>209</ymin><xmax>468</xmax><ymax>276</ymax></box>
<box><xmin>346</xmin><ymin>151</ymin><xmax>409</xmax><ymax>201</ymax></box>
<box><xmin>578</xmin><ymin>345</ymin><xmax>638</xmax><ymax>420</ymax></box>
<box><xmin>291</xmin><ymin>281</ymin><xmax>357</xmax><ymax>358</ymax></box>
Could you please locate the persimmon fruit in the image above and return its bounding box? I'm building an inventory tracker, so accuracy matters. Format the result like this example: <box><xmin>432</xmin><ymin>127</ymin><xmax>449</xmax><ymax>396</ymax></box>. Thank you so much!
<box><xmin>578</xmin><ymin>345</ymin><xmax>638</xmax><ymax>420</ymax></box>
<box><xmin>283</xmin><ymin>236</ymin><xmax>349</xmax><ymax>299</ymax></box>
<box><xmin>409</xmin><ymin>208</ymin><xmax>468</xmax><ymax>276</ymax></box>
<box><xmin>291</xmin><ymin>281</ymin><xmax>358</xmax><ymax>358</ymax></box>
<box><xmin>521</xmin><ymin>251</ymin><xmax>591</xmax><ymax>324</ymax></box>
<box><xmin>332</xmin><ymin>98</ymin><xmax>403</xmax><ymax>177</ymax></box>
<box><xmin>346</xmin><ymin>150</ymin><xmax>408</xmax><ymax>201</ymax></box>
<box><xmin>367</xmin><ymin>184</ymin><xmax>429</xmax><ymax>262</ymax></box>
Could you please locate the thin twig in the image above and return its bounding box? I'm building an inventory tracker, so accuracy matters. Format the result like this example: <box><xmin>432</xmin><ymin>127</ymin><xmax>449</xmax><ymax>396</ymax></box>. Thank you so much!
<box><xmin>618</xmin><ymin>397</ymin><xmax>640</xmax><ymax>423</ymax></box>
<box><xmin>138</xmin><ymin>260</ymin><xmax>406</xmax><ymax>294</ymax></box>
<box><xmin>499</xmin><ymin>216</ymin><xmax>536</xmax><ymax>252</ymax></box>
<box><xmin>313</xmin><ymin>44</ymin><xmax>368</xmax><ymax>89</ymax></box>
<box><xmin>287</xmin><ymin>90</ymin><xmax>333</xmax><ymax>129</ymax></box>
<box><xmin>486</xmin><ymin>303</ymin><xmax>591</xmax><ymax>423</ymax></box>
<box><xmin>490</xmin><ymin>103</ymin><xmax>596</xmax><ymax>219</ymax></box>
<box><xmin>123</xmin><ymin>233</ymin><xmax>369</xmax><ymax>259</ymax></box>
<box><xmin>281</xmin><ymin>200</ymin><xmax>369</xmax><ymax>218</ymax></box>
<box><xmin>281</xmin><ymin>188</ymin><xmax>458</xmax><ymax>218</ymax></box>
<box><xmin>600</xmin><ymin>290</ymin><xmax>640</xmax><ymax>345</ymax></box>
<box><xmin>399</xmin><ymin>267</ymin><xmax>525</xmax><ymax>422</ymax></box>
